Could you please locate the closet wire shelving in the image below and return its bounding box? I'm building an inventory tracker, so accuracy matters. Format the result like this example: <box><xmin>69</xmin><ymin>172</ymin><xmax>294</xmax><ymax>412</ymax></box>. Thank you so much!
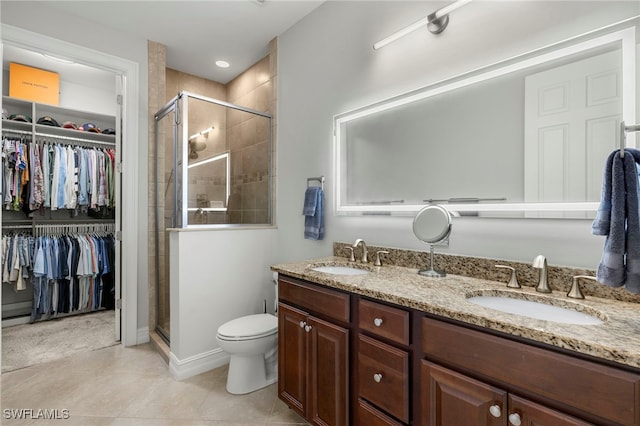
<box><xmin>1</xmin><ymin>99</ymin><xmax>118</xmax><ymax>324</ymax></box>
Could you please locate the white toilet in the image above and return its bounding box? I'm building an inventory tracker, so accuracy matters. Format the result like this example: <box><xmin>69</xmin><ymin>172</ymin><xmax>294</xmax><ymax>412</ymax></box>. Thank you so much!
<box><xmin>216</xmin><ymin>277</ymin><xmax>279</xmax><ymax>394</ymax></box>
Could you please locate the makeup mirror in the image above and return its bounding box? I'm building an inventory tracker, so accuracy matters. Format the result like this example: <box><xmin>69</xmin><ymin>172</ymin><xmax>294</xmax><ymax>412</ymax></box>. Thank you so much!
<box><xmin>413</xmin><ymin>205</ymin><xmax>452</xmax><ymax>277</ymax></box>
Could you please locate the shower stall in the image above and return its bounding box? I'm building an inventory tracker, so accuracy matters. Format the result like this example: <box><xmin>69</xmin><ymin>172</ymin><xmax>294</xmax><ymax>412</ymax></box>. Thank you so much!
<box><xmin>153</xmin><ymin>91</ymin><xmax>273</xmax><ymax>342</ymax></box>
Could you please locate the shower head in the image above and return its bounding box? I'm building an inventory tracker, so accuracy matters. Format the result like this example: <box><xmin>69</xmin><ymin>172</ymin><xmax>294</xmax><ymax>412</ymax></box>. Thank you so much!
<box><xmin>190</xmin><ymin>140</ymin><xmax>206</xmax><ymax>151</ymax></box>
<box><xmin>188</xmin><ymin>140</ymin><xmax>206</xmax><ymax>159</ymax></box>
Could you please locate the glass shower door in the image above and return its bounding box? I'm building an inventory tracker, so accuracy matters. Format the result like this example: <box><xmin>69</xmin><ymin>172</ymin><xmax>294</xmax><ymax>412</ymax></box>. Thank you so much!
<box><xmin>153</xmin><ymin>100</ymin><xmax>179</xmax><ymax>343</ymax></box>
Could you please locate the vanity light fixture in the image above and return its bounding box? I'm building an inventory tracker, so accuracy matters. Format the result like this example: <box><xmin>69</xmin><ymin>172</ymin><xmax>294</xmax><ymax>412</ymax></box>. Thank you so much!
<box><xmin>373</xmin><ymin>0</ymin><xmax>473</xmax><ymax>50</ymax></box>
<box><xmin>188</xmin><ymin>126</ymin><xmax>215</xmax><ymax>141</ymax></box>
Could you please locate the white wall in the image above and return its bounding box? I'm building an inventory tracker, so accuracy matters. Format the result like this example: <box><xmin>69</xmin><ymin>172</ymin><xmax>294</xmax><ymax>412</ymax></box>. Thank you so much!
<box><xmin>276</xmin><ymin>1</ymin><xmax>640</xmax><ymax>269</ymax></box>
<box><xmin>1</xmin><ymin>2</ymin><xmax>150</xmax><ymax>338</ymax></box>
<box><xmin>169</xmin><ymin>228</ymin><xmax>278</xmax><ymax>379</ymax></box>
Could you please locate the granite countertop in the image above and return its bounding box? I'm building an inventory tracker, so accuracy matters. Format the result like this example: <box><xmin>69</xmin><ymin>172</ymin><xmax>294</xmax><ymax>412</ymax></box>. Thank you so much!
<box><xmin>271</xmin><ymin>256</ymin><xmax>640</xmax><ymax>370</ymax></box>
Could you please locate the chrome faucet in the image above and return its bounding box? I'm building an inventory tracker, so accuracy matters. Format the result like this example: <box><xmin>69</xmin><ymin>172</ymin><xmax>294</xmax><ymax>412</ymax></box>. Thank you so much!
<box><xmin>352</xmin><ymin>239</ymin><xmax>369</xmax><ymax>263</ymax></box>
<box><xmin>532</xmin><ymin>255</ymin><xmax>551</xmax><ymax>293</ymax></box>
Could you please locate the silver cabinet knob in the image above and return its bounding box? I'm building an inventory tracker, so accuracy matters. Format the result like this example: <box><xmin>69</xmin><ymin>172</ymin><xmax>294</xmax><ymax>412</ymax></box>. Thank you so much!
<box><xmin>304</xmin><ymin>325</ymin><xmax>312</xmax><ymax>333</ymax></box>
<box><xmin>508</xmin><ymin>413</ymin><xmax>522</xmax><ymax>426</ymax></box>
<box><xmin>299</xmin><ymin>321</ymin><xmax>306</xmax><ymax>328</ymax></box>
<box><xmin>489</xmin><ymin>405</ymin><xmax>501</xmax><ymax>418</ymax></box>
<box><xmin>373</xmin><ymin>318</ymin><xmax>383</xmax><ymax>327</ymax></box>
<box><xmin>373</xmin><ymin>373</ymin><xmax>383</xmax><ymax>383</ymax></box>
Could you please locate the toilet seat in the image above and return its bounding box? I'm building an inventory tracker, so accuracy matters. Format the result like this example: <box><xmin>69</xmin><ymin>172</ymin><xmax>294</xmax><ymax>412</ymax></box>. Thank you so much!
<box><xmin>217</xmin><ymin>313</ymin><xmax>278</xmax><ymax>341</ymax></box>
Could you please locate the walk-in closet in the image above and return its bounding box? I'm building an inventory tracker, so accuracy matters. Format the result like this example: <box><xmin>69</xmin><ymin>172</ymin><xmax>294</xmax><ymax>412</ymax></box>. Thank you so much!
<box><xmin>1</xmin><ymin>43</ymin><xmax>122</xmax><ymax>372</ymax></box>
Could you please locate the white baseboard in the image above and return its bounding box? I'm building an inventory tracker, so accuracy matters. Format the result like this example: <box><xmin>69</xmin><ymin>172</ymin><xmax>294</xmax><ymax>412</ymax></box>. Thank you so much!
<box><xmin>137</xmin><ymin>327</ymin><xmax>150</xmax><ymax>344</ymax></box>
<box><xmin>169</xmin><ymin>348</ymin><xmax>229</xmax><ymax>381</ymax></box>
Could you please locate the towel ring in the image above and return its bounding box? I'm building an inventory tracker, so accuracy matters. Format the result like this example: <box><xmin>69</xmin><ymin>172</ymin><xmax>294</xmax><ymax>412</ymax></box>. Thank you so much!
<box><xmin>307</xmin><ymin>176</ymin><xmax>324</xmax><ymax>191</ymax></box>
<box><xmin>620</xmin><ymin>121</ymin><xmax>640</xmax><ymax>158</ymax></box>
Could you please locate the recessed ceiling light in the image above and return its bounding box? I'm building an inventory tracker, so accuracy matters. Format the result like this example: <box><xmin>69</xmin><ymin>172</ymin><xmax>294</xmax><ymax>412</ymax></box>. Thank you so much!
<box><xmin>215</xmin><ymin>60</ymin><xmax>230</xmax><ymax>69</ymax></box>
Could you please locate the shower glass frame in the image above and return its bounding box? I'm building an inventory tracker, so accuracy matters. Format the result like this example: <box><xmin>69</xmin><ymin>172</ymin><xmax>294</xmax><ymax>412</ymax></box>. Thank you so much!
<box><xmin>153</xmin><ymin>91</ymin><xmax>274</xmax><ymax>343</ymax></box>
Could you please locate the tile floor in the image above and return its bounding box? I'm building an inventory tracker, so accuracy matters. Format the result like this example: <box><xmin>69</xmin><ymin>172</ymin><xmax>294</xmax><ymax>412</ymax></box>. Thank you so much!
<box><xmin>1</xmin><ymin>343</ymin><xmax>308</xmax><ymax>425</ymax></box>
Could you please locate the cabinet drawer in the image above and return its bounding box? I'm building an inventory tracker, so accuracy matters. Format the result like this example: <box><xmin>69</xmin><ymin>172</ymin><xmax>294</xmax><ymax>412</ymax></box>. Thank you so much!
<box><xmin>423</xmin><ymin>318</ymin><xmax>640</xmax><ymax>426</ymax></box>
<box><xmin>358</xmin><ymin>299</ymin><xmax>410</xmax><ymax>345</ymax></box>
<box><xmin>357</xmin><ymin>399</ymin><xmax>404</xmax><ymax>426</ymax></box>
<box><xmin>278</xmin><ymin>276</ymin><xmax>350</xmax><ymax>323</ymax></box>
<box><xmin>508</xmin><ymin>394</ymin><xmax>594</xmax><ymax>426</ymax></box>
<box><xmin>358</xmin><ymin>334</ymin><xmax>410</xmax><ymax>423</ymax></box>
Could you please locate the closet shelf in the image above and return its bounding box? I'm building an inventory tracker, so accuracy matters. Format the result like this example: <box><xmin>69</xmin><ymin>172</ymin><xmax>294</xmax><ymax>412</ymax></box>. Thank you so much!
<box><xmin>3</xmin><ymin>95</ymin><xmax>115</xmax><ymax>126</ymax></box>
<box><xmin>2</xmin><ymin>122</ymin><xmax>116</xmax><ymax>146</ymax></box>
<box><xmin>2</xmin><ymin>96</ymin><xmax>116</xmax><ymax>144</ymax></box>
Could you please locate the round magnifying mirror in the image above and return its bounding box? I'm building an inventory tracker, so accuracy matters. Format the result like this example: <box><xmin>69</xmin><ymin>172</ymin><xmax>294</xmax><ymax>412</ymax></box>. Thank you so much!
<box><xmin>413</xmin><ymin>205</ymin><xmax>451</xmax><ymax>277</ymax></box>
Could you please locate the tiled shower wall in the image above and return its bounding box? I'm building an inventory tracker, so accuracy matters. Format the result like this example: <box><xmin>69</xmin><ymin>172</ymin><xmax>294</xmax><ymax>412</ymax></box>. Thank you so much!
<box><xmin>148</xmin><ymin>41</ymin><xmax>166</xmax><ymax>335</ymax></box>
<box><xmin>226</xmin><ymin>45</ymin><xmax>276</xmax><ymax>224</ymax></box>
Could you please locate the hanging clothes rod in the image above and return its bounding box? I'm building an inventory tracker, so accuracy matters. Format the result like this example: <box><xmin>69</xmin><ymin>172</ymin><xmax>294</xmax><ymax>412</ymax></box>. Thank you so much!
<box><xmin>1</xmin><ymin>129</ymin><xmax>32</xmax><ymax>137</ymax></box>
<box><xmin>36</xmin><ymin>132</ymin><xmax>115</xmax><ymax>147</ymax></box>
<box><xmin>2</xmin><ymin>128</ymin><xmax>115</xmax><ymax>147</ymax></box>
<box><xmin>307</xmin><ymin>176</ymin><xmax>325</xmax><ymax>190</ymax></box>
<box><xmin>2</xmin><ymin>222</ymin><xmax>116</xmax><ymax>235</ymax></box>
<box><xmin>2</xmin><ymin>224</ymin><xmax>33</xmax><ymax>230</ymax></box>
<box><xmin>620</xmin><ymin>121</ymin><xmax>640</xmax><ymax>158</ymax></box>
<box><xmin>33</xmin><ymin>222</ymin><xmax>116</xmax><ymax>236</ymax></box>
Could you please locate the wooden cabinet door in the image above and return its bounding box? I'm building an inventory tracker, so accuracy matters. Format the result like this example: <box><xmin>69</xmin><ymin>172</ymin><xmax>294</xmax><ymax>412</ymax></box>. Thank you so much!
<box><xmin>508</xmin><ymin>395</ymin><xmax>594</xmax><ymax>426</ymax></box>
<box><xmin>308</xmin><ymin>315</ymin><xmax>349</xmax><ymax>426</ymax></box>
<box><xmin>421</xmin><ymin>360</ymin><xmax>507</xmax><ymax>426</ymax></box>
<box><xmin>278</xmin><ymin>303</ymin><xmax>308</xmax><ymax>419</ymax></box>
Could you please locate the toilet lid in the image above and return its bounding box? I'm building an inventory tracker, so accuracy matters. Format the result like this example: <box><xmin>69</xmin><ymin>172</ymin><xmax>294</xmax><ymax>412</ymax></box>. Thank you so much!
<box><xmin>217</xmin><ymin>314</ymin><xmax>278</xmax><ymax>340</ymax></box>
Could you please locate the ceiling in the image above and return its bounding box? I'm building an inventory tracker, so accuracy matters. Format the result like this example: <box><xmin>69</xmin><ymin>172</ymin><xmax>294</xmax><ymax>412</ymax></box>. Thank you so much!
<box><xmin>3</xmin><ymin>0</ymin><xmax>324</xmax><ymax>85</ymax></box>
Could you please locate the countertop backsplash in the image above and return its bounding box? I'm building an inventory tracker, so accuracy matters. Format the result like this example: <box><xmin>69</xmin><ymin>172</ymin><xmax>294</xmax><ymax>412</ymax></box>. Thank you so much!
<box><xmin>334</xmin><ymin>242</ymin><xmax>640</xmax><ymax>304</ymax></box>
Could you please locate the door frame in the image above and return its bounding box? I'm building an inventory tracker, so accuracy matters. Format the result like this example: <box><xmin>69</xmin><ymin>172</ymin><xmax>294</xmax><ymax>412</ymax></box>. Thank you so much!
<box><xmin>0</xmin><ymin>24</ymin><xmax>140</xmax><ymax>347</ymax></box>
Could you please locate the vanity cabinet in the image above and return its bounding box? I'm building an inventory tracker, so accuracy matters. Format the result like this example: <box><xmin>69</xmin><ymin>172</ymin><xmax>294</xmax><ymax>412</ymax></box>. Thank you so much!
<box><xmin>275</xmin><ymin>273</ymin><xmax>640</xmax><ymax>426</ymax></box>
<box><xmin>421</xmin><ymin>317</ymin><xmax>640</xmax><ymax>426</ymax></box>
<box><xmin>421</xmin><ymin>361</ymin><xmax>592</xmax><ymax>425</ymax></box>
<box><xmin>277</xmin><ymin>276</ymin><xmax>350</xmax><ymax>426</ymax></box>
<box><xmin>356</xmin><ymin>299</ymin><xmax>411</xmax><ymax>425</ymax></box>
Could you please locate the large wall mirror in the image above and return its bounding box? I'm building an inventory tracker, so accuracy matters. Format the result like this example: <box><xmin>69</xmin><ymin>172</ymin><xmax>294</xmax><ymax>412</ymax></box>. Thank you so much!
<box><xmin>334</xmin><ymin>21</ymin><xmax>637</xmax><ymax>218</ymax></box>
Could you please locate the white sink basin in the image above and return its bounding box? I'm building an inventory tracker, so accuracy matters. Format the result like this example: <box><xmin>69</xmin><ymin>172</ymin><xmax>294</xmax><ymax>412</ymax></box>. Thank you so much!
<box><xmin>467</xmin><ymin>295</ymin><xmax>603</xmax><ymax>325</ymax></box>
<box><xmin>311</xmin><ymin>266</ymin><xmax>369</xmax><ymax>276</ymax></box>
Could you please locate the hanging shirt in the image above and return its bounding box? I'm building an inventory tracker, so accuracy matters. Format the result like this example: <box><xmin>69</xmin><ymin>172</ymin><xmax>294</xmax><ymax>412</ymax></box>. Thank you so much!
<box><xmin>65</xmin><ymin>145</ymin><xmax>77</xmax><ymax>209</ymax></box>
<box><xmin>77</xmin><ymin>147</ymin><xmax>89</xmax><ymax>208</ymax></box>
<box><xmin>97</xmin><ymin>150</ymin><xmax>107</xmax><ymax>208</ymax></box>
<box><xmin>50</xmin><ymin>145</ymin><xmax>60</xmax><ymax>210</ymax></box>
<box><xmin>56</xmin><ymin>145</ymin><xmax>67</xmax><ymax>210</ymax></box>
<box><xmin>42</xmin><ymin>144</ymin><xmax>51</xmax><ymax>208</ymax></box>
<box><xmin>89</xmin><ymin>149</ymin><xmax>98</xmax><ymax>209</ymax></box>
<box><xmin>30</xmin><ymin>143</ymin><xmax>45</xmax><ymax>210</ymax></box>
